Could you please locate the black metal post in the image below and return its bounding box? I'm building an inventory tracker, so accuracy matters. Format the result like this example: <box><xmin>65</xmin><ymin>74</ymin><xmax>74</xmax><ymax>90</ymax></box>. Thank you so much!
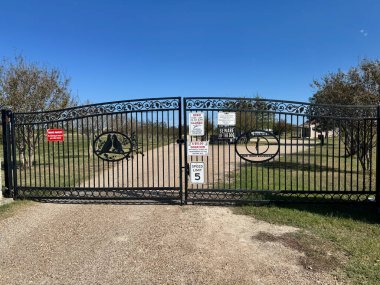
<box><xmin>2</xmin><ymin>109</ymin><xmax>13</xmax><ymax>198</ymax></box>
<box><xmin>376</xmin><ymin>105</ymin><xmax>380</xmax><ymax>208</ymax></box>
<box><xmin>183</xmin><ymin>98</ymin><xmax>188</xmax><ymax>204</ymax></box>
<box><xmin>10</xmin><ymin>112</ymin><xmax>17</xmax><ymax>199</ymax></box>
<box><xmin>178</xmin><ymin>97</ymin><xmax>183</xmax><ymax>205</ymax></box>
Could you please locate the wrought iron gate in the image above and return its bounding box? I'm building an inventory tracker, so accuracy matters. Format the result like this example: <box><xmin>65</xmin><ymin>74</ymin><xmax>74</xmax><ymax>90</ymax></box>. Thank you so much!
<box><xmin>184</xmin><ymin>97</ymin><xmax>379</xmax><ymax>204</ymax></box>
<box><xmin>2</xmin><ymin>97</ymin><xmax>380</xmax><ymax>204</ymax></box>
<box><xmin>2</xmin><ymin>97</ymin><xmax>183</xmax><ymax>201</ymax></box>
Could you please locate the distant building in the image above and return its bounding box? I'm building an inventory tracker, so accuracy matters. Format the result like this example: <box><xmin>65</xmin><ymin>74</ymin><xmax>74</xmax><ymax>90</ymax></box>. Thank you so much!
<box><xmin>293</xmin><ymin>121</ymin><xmax>336</xmax><ymax>138</ymax></box>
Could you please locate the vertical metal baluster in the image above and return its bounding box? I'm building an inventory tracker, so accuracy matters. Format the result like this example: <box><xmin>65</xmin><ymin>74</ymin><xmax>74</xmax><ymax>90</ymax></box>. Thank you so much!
<box><xmin>146</xmin><ymin>112</ymin><xmax>149</xmax><ymax>188</ymax></box>
<box><xmin>332</xmin><ymin>118</ymin><xmax>335</xmax><ymax>192</ymax></box>
<box><xmin>86</xmin><ymin>117</ymin><xmax>91</xmax><ymax>191</ymax></box>
<box><xmin>120</xmin><ymin>113</ymin><xmax>124</xmax><ymax>189</ymax></box>
<box><xmin>151</xmin><ymin>111</ymin><xmax>154</xmax><ymax>189</ymax></box>
<box><xmin>32</xmin><ymin>124</ymin><xmax>37</xmax><ymax>188</ymax></box>
<box><xmin>76</xmin><ymin>119</ymin><xmax>80</xmax><ymax>190</ymax></box>
<box><xmin>140</xmin><ymin>111</ymin><xmax>144</xmax><ymax>189</ymax></box>
<box><xmin>71</xmin><ymin>120</ymin><xmax>75</xmax><ymax>191</ymax></box>
<box><xmin>67</xmin><ymin>120</ymin><xmax>71</xmax><ymax>189</ymax></box>
<box><xmin>337</xmin><ymin>119</ymin><xmax>341</xmax><ymax>192</ymax></box>
<box><xmin>307</xmin><ymin>115</ymin><xmax>311</xmax><ymax>192</ymax></box>
<box><xmin>296</xmin><ymin>115</ymin><xmax>300</xmax><ymax>191</ymax></box>
<box><xmin>350</xmin><ymin>120</ymin><xmax>354</xmax><ymax>192</ymax></box>
<box><xmin>356</xmin><ymin>120</ymin><xmax>360</xmax><ymax>192</ymax></box>
<box><xmin>37</xmin><ymin>124</ymin><xmax>42</xmax><ymax>188</ymax></box>
<box><xmin>369</xmin><ymin>119</ymin><xmax>373</xmax><ymax>192</ymax></box>
<box><xmin>125</xmin><ymin>112</ymin><xmax>129</xmax><ymax>188</ymax></box>
<box><xmin>115</xmin><ymin>114</ymin><xmax>119</xmax><ymax>189</ymax></box>
<box><xmin>62</xmin><ymin>120</ymin><xmax>66</xmax><ymax>188</ymax></box>
<box><xmin>50</xmin><ymin>122</ymin><xmax>55</xmax><ymax>191</ymax></box>
<box><xmin>81</xmin><ymin>118</ymin><xmax>85</xmax><ymax>190</ymax></box>
<box><xmin>167</xmin><ymin>110</ymin><xmax>170</xmax><ymax>188</ymax></box>
<box><xmin>131</xmin><ymin>112</ymin><xmax>134</xmax><ymax>189</ymax></box>
<box><xmin>161</xmin><ymin>111</ymin><xmax>164</xmax><ymax>189</ymax></box>
<box><xmin>212</xmin><ymin>110</ymin><xmax>215</xmax><ymax>190</ymax></box>
<box><xmin>284</xmin><ymin>114</ymin><xmax>287</xmax><ymax>191</ymax></box>
<box><xmin>156</xmin><ymin>110</ymin><xmax>159</xmax><ymax>190</ymax></box>
<box><xmin>344</xmin><ymin>119</ymin><xmax>347</xmax><ymax>192</ymax></box>
<box><xmin>363</xmin><ymin>119</ymin><xmax>367</xmax><ymax>192</ymax></box>
<box><xmin>57</xmin><ymin>121</ymin><xmax>61</xmax><ymax>189</ymax></box>
<box><xmin>137</xmin><ymin>112</ymin><xmax>140</xmax><ymax>188</ymax></box>
<box><xmin>301</xmin><ymin>115</ymin><xmax>305</xmax><ymax>191</ymax></box>
<box><xmin>290</xmin><ymin>115</ymin><xmax>293</xmax><ymax>191</ymax></box>
<box><xmin>107</xmin><ymin>115</ymin><xmax>111</xmax><ymax>191</ymax></box>
<box><xmin>375</xmin><ymin>106</ymin><xmax>380</xmax><ymax>206</ymax></box>
<box><xmin>326</xmin><ymin>120</ymin><xmax>329</xmax><ymax>192</ymax></box>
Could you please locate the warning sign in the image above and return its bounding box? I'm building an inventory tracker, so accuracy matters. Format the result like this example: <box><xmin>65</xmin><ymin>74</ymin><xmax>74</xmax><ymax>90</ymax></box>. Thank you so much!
<box><xmin>217</xmin><ymin>112</ymin><xmax>236</xmax><ymax>126</ymax></box>
<box><xmin>47</xmin><ymin>129</ymin><xmax>64</xmax><ymax>142</ymax></box>
<box><xmin>188</xmin><ymin>141</ymin><xmax>209</xmax><ymax>156</ymax></box>
<box><xmin>189</xmin><ymin>112</ymin><xmax>204</xmax><ymax>136</ymax></box>
<box><xmin>218</xmin><ymin>126</ymin><xmax>235</xmax><ymax>140</ymax></box>
<box><xmin>190</xmin><ymin>162</ymin><xmax>205</xmax><ymax>184</ymax></box>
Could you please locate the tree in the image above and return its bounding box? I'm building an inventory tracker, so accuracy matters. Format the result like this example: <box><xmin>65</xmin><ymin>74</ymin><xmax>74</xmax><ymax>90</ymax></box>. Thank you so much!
<box><xmin>0</xmin><ymin>55</ymin><xmax>77</xmax><ymax>167</ymax></box>
<box><xmin>228</xmin><ymin>96</ymin><xmax>273</xmax><ymax>135</ymax></box>
<box><xmin>309</xmin><ymin>59</ymin><xmax>380</xmax><ymax>170</ymax></box>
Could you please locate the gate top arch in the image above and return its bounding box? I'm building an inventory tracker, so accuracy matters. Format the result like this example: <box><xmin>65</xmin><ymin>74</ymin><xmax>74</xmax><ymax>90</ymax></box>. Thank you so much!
<box><xmin>13</xmin><ymin>97</ymin><xmax>181</xmax><ymax>124</ymax></box>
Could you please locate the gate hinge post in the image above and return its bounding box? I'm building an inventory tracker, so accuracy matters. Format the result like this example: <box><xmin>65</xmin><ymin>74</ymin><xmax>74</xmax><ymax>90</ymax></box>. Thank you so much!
<box><xmin>1</xmin><ymin>109</ymin><xmax>14</xmax><ymax>198</ymax></box>
<box><xmin>376</xmin><ymin>105</ymin><xmax>380</xmax><ymax>210</ymax></box>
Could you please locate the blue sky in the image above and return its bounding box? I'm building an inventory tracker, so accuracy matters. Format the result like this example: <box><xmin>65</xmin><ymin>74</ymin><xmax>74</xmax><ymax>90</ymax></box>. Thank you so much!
<box><xmin>0</xmin><ymin>0</ymin><xmax>379</xmax><ymax>104</ymax></box>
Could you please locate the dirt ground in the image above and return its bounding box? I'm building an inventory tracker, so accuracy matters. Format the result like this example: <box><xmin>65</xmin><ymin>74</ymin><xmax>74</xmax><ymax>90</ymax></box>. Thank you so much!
<box><xmin>0</xmin><ymin>202</ymin><xmax>341</xmax><ymax>285</ymax></box>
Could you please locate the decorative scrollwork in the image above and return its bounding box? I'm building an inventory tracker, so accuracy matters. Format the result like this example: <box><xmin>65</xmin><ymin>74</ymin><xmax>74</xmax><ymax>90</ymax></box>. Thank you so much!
<box><xmin>185</xmin><ymin>98</ymin><xmax>377</xmax><ymax>117</ymax></box>
<box><xmin>14</xmin><ymin>98</ymin><xmax>180</xmax><ymax>124</ymax></box>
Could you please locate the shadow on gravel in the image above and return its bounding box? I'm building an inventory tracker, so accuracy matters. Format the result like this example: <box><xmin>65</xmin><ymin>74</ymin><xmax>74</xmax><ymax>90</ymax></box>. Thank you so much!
<box><xmin>30</xmin><ymin>198</ymin><xmax>181</xmax><ymax>206</ymax></box>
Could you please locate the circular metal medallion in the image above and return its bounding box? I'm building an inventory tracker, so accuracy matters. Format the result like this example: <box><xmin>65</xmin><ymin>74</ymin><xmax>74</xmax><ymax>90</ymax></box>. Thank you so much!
<box><xmin>93</xmin><ymin>132</ymin><xmax>132</xmax><ymax>162</ymax></box>
<box><xmin>235</xmin><ymin>130</ymin><xmax>279</xmax><ymax>163</ymax></box>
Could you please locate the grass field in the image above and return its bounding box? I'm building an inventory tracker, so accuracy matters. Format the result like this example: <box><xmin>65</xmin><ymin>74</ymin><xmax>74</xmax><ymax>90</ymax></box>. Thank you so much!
<box><xmin>229</xmin><ymin>139</ymin><xmax>375</xmax><ymax>198</ymax></box>
<box><xmin>236</xmin><ymin>204</ymin><xmax>380</xmax><ymax>285</ymax></box>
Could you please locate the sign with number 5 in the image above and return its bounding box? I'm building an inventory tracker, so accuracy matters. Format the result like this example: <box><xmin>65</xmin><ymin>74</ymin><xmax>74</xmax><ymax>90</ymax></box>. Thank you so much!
<box><xmin>190</xmin><ymin>162</ymin><xmax>204</xmax><ymax>184</ymax></box>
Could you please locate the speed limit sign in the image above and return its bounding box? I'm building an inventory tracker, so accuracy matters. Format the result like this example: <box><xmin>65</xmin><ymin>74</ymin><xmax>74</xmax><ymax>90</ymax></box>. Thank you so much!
<box><xmin>190</xmin><ymin>162</ymin><xmax>204</xmax><ymax>184</ymax></box>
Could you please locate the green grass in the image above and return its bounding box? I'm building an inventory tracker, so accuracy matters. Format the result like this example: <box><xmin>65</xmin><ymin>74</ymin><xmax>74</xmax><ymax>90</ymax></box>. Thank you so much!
<box><xmin>235</xmin><ymin>204</ymin><xmax>380</xmax><ymax>285</ymax></box>
<box><xmin>226</xmin><ymin>139</ymin><xmax>375</xmax><ymax>197</ymax></box>
<box><xmin>0</xmin><ymin>200</ymin><xmax>34</xmax><ymax>220</ymax></box>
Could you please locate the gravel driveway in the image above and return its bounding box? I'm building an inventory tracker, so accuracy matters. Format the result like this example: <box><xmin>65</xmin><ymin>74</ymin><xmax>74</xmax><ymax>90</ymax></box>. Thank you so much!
<box><xmin>0</xmin><ymin>202</ymin><xmax>339</xmax><ymax>285</ymax></box>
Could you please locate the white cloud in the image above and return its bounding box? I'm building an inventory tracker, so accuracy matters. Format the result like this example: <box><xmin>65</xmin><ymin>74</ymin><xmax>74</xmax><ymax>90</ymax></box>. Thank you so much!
<box><xmin>360</xmin><ymin>29</ymin><xmax>368</xmax><ymax>37</ymax></box>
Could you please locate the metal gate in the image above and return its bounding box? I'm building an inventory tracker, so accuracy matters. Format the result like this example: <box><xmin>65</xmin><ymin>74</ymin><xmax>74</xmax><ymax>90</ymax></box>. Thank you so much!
<box><xmin>2</xmin><ymin>97</ymin><xmax>379</xmax><ymax>204</ymax></box>
<box><xmin>184</xmin><ymin>97</ymin><xmax>379</xmax><ymax>204</ymax></box>
<box><xmin>2</xmin><ymin>97</ymin><xmax>183</xmax><ymax>201</ymax></box>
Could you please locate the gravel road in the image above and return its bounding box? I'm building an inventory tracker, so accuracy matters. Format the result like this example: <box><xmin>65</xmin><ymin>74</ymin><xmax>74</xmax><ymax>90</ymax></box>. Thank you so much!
<box><xmin>0</xmin><ymin>202</ymin><xmax>339</xmax><ymax>285</ymax></box>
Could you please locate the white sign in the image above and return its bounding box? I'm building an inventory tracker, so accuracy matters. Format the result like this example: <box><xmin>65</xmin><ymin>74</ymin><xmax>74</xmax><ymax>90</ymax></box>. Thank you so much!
<box><xmin>217</xmin><ymin>112</ymin><xmax>236</xmax><ymax>126</ymax></box>
<box><xmin>189</xmin><ymin>113</ymin><xmax>204</xmax><ymax>136</ymax></box>
<box><xmin>190</xmin><ymin>162</ymin><xmax>205</xmax><ymax>184</ymax></box>
<box><xmin>188</xmin><ymin>141</ymin><xmax>209</xmax><ymax>156</ymax></box>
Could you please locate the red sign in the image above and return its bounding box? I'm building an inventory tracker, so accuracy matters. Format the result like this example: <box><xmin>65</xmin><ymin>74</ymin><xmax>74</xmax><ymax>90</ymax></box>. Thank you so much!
<box><xmin>47</xmin><ymin>129</ymin><xmax>64</xmax><ymax>142</ymax></box>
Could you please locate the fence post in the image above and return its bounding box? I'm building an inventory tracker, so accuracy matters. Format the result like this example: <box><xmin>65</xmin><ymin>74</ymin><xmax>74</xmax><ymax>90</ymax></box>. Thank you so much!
<box><xmin>376</xmin><ymin>106</ymin><xmax>380</xmax><ymax>208</ymax></box>
<box><xmin>1</xmin><ymin>109</ymin><xmax>13</xmax><ymax>198</ymax></box>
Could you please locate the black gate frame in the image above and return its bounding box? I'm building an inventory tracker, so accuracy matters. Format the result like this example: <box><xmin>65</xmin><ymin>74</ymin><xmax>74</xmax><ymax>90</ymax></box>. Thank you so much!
<box><xmin>2</xmin><ymin>97</ymin><xmax>380</xmax><ymax>206</ymax></box>
<box><xmin>2</xmin><ymin>97</ymin><xmax>183</xmax><ymax>202</ymax></box>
